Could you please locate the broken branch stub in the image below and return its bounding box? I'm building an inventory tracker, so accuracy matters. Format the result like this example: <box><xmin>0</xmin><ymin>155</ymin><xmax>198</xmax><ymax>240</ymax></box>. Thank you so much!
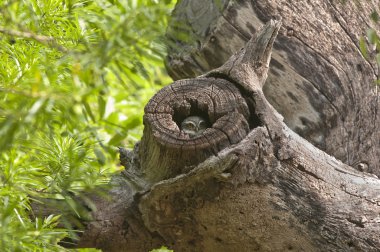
<box><xmin>165</xmin><ymin>0</ymin><xmax>380</xmax><ymax>174</ymax></box>
<box><xmin>139</xmin><ymin>20</ymin><xmax>281</xmax><ymax>183</ymax></box>
<box><xmin>206</xmin><ymin>18</ymin><xmax>282</xmax><ymax>91</ymax></box>
<box><xmin>140</xmin><ymin>78</ymin><xmax>251</xmax><ymax>183</ymax></box>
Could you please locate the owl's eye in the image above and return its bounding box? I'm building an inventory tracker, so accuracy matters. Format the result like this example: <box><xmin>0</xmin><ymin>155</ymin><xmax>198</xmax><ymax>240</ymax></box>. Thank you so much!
<box><xmin>198</xmin><ymin>120</ymin><xmax>207</xmax><ymax>130</ymax></box>
<box><xmin>184</xmin><ymin>122</ymin><xmax>196</xmax><ymax>131</ymax></box>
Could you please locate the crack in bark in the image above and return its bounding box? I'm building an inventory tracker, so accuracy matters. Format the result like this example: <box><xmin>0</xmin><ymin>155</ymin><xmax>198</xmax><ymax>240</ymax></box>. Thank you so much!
<box><xmin>327</xmin><ymin>2</ymin><xmax>376</xmax><ymax>112</ymax></box>
<box><xmin>285</xmin><ymin>35</ymin><xmax>350</xmax><ymax>145</ymax></box>
<box><xmin>328</xmin><ymin>1</ymin><xmax>378</xmax><ymax>79</ymax></box>
<box><xmin>341</xmin><ymin>187</ymin><xmax>380</xmax><ymax>206</ymax></box>
<box><xmin>190</xmin><ymin>54</ymin><xmax>207</xmax><ymax>72</ymax></box>
<box><xmin>296</xmin><ymin>163</ymin><xmax>323</xmax><ymax>181</ymax></box>
<box><xmin>280</xmin><ymin>4</ymin><xmax>360</xmax><ymax>112</ymax></box>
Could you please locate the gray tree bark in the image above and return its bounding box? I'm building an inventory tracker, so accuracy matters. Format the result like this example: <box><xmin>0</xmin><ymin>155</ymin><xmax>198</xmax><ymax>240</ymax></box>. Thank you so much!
<box><xmin>166</xmin><ymin>0</ymin><xmax>380</xmax><ymax>175</ymax></box>
<box><xmin>33</xmin><ymin>1</ymin><xmax>380</xmax><ymax>251</ymax></box>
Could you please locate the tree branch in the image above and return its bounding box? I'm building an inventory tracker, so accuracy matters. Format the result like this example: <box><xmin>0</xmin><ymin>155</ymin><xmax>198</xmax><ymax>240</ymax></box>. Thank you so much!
<box><xmin>0</xmin><ymin>26</ymin><xmax>68</xmax><ymax>53</ymax></box>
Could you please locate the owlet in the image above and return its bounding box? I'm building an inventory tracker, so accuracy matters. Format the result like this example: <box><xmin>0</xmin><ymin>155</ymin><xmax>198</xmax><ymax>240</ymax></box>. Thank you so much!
<box><xmin>181</xmin><ymin>116</ymin><xmax>208</xmax><ymax>137</ymax></box>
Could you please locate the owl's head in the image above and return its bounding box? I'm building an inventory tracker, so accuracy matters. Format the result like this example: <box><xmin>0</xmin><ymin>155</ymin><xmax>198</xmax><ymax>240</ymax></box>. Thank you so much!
<box><xmin>181</xmin><ymin>116</ymin><xmax>208</xmax><ymax>137</ymax></box>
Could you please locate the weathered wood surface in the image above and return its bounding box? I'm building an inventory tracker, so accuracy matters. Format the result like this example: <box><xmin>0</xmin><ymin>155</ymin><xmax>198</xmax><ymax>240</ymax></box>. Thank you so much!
<box><xmin>71</xmin><ymin>19</ymin><xmax>380</xmax><ymax>252</ymax></box>
<box><xmin>33</xmin><ymin>1</ymin><xmax>380</xmax><ymax>251</ymax></box>
<box><xmin>166</xmin><ymin>0</ymin><xmax>380</xmax><ymax>175</ymax></box>
<box><xmin>138</xmin><ymin>128</ymin><xmax>380</xmax><ymax>251</ymax></box>
<box><xmin>139</xmin><ymin>78</ymin><xmax>252</xmax><ymax>183</ymax></box>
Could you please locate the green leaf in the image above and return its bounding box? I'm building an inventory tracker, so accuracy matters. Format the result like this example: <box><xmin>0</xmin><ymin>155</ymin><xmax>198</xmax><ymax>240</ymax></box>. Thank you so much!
<box><xmin>83</xmin><ymin>100</ymin><xmax>96</xmax><ymax>122</ymax></box>
<box><xmin>359</xmin><ymin>36</ymin><xmax>368</xmax><ymax>59</ymax></box>
<box><xmin>151</xmin><ymin>246</ymin><xmax>174</xmax><ymax>252</ymax></box>
<box><xmin>98</xmin><ymin>95</ymin><xmax>106</xmax><ymax>119</ymax></box>
<box><xmin>25</xmin><ymin>98</ymin><xmax>47</xmax><ymax>123</ymax></box>
<box><xmin>94</xmin><ymin>147</ymin><xmax>106</xmax><ymax>165</ymax></box>
<box><xmin>124</xmin><ymin>115</ymin><xmax>142</xmax><ymax>130</ymax></box>
<box><xmin>367</xmin><ymin>29</ymin><xmax>378</xmax><ymax>44</ymax></box>
<box><xmin>108</xmin><ymin>131</ymin><xmax>127</xmax><ymax>146</ymax></box>
<box><xmin>0</xmin><ymin>117</ymin><xmax>19</xmax><ymax>152</ymax></box>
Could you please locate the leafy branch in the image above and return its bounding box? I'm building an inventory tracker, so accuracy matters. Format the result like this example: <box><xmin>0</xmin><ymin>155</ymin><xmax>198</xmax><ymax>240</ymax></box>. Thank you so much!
<box><xmin>0</xmin><ymin>0</ymin><xmax>176</xmax><ymax>250</ymax></box>
<box><xmin>0</xmin><ymin>26</ymin><xmax>68</xmax><ymax>52</ymax></box>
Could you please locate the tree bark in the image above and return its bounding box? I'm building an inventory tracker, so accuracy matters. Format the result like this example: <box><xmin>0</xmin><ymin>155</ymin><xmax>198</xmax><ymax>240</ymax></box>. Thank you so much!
<box><xmin>166</xmin><ymin>0</ymin><xmax>380</xmax><ymax>174</ymax></box>
<box><xmin>33</xmin><ymin>1</ymin><xmax>380</xmax><ymax>251</ymax></box>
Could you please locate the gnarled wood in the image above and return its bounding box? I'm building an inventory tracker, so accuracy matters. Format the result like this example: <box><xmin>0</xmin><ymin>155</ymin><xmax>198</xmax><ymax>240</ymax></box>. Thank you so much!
<box><xmin>73</xmin><ymin>18</ymin><xmax>380</xmax><ymax>251</ymax></box>
<box><xmin>139</xmin><ymin>127</ymin><xmax>380</xmax><ymax>251</ymax></box>
<box><xmin>32</xmin><ymin>2</ymin><xmax>380</xmax><ymax>251</ymax></box>
<box><xmin>166</xmin><ymin>0</ymin><xmax>380</xmax><ymax>175</ymax></box>
<box><xmin>134</xmin><ymin>17</ymin><xmax>380</xmax><ymax>251</ymax></box>
<box><xmin>140</xmin><ymin>78</ymin><xmax>253</xmax><ymax>182</ymax></box>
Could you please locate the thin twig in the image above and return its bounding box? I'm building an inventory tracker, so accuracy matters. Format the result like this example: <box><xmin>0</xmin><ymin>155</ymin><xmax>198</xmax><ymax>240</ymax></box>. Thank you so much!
<box><xmin>0</xmin><ymin>26</ymin><xmax>68</xmax><ymax>53</ymax></box>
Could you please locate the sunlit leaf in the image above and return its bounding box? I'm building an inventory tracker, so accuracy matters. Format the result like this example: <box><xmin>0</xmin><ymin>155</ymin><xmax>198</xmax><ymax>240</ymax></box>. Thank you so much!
<box><xmin>98</xmin><ymin>95</ymin><xmax>106</xmax><ymax>119</ymax></box>
<box><xmin>359</xmin><ymin>36</ymin><xmax>368</xmax><ymax>59</ymax></box>
<box><xmin>367</xmin><ymin>29</ymin><xmax>378</xmax><ymax>44</ymax></box>
<box><xmin>94</xmin><ymin>147</ymin><xmax>106</xmax><ymax>165</ymax></box>
<box><xmin>108</xmin><ymin>131</ymin><xmax>127</xmax><ymax>146</ymax></box>
<box><xmin>151</xmin><ymin>246</ymin><xmax>174</xmax><ymax>252</ymax></box>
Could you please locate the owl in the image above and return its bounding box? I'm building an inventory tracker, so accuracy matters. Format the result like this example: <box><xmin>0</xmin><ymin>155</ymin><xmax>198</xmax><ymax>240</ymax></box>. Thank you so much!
<box><xmin>181</xmin><ymin>116</ymin><xmax>208</xmax><ymax>137</ymax></box>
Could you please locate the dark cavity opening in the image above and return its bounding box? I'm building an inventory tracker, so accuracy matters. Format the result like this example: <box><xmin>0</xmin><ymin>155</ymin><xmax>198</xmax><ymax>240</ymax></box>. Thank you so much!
<box><xmin>244</xmin><ymin>95</ymin><xmax>263</xmax><ymax>129</ymax></box>
<box><xmin>172</xmin><ymin>101</ymin><xmax>211</xmax><ymax>130</ymax></box>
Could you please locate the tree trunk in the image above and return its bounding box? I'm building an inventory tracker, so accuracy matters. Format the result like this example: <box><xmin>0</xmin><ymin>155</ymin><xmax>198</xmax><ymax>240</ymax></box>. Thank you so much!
<box><xmin>34</xmin><ymin>1</ymin><xmax>380</xmax><ymax>251</ymax></box>
<box><xmin>166</xmin><ymin>0</ymin><xmax>380</xmax><ymax>175</ymax></box>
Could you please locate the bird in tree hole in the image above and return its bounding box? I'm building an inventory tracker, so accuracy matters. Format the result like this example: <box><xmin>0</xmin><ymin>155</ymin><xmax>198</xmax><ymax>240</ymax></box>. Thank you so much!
<box><xmin>181</xmin><ymin>116</ymin><xmax>208</xmax><ymax>137</ymax></box>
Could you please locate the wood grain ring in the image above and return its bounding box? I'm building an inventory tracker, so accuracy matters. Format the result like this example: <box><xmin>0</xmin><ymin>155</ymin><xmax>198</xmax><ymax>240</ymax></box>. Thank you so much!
<box><xmin>144</xmin><ymin>77</ymin><xmax>251</xmax><ymax>152</ymax></box>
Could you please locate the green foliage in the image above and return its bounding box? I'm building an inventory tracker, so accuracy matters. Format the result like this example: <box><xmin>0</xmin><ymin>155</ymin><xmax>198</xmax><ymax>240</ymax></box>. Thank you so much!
<box><xmin>0</xmin><ymin>0</ymin><xmax>175</xmax><ymax>250</ymax></box>
<box><xmin>151</xmin><ymin>246</ymin><xmax>174</xmax><ymax>252</ymax></box>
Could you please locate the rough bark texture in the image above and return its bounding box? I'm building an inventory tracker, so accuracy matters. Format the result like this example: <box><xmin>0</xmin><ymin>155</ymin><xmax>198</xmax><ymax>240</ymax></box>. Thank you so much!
<box><xmin>33</xmin><ymin>1</ymin><xmax>380</xmax><ymax>251</ymax></box>
<box><xmin>140</xmin><ymin>78</ymin><xmax>252</xmax><ymax>183</ymax></box>
<box><xmin>166</xmin><ymin>0</ymin><xmax>380</xmax><ymax>175</ymax></box>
